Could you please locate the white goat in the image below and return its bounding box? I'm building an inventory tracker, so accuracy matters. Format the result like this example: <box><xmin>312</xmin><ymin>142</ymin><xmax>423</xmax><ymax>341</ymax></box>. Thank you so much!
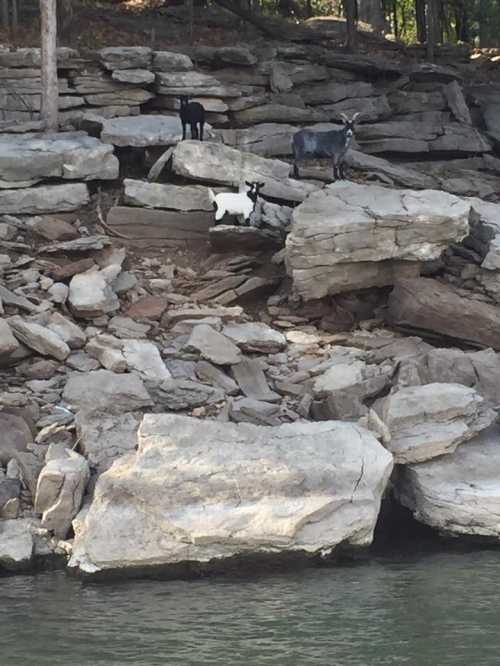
<box><xmin>208</xmin><ymin>181</ymin><xmax>265</xmax><ymax>225</ymax></box>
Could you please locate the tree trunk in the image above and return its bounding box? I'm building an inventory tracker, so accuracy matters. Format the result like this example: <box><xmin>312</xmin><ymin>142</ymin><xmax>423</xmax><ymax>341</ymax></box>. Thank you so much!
<box><xmin>40</xmin><ymin>0</ymin><xmax>59</xmax><ymax>132</ymax></box>
<box><xmin>358</xmin><ymin>0</ymin><xmax>386</xmax><ymax>34</ymax></box>
<box><xmin>344</xmin><ymin>0</ymin><xmax>358</xmax><ymax>51</ymax></box>
<box><xmin>454</xmin><ymin>0</ymin><xmax>468</xmax><ymax>42</ymax></box>
<box><xmin>11</xmin><ymin>0</ymin><xmax>18</xmax><ymax>30</ymax></box>
<box><xmin>186</xmin><ymin>0</ymin><xmax>194</xmax><ymax>44</ymax></box>
<box><xmin>1</xmin><ymin>0</ymin><xmax>9</xmax><ymax>29</ymax></box>
<box><xmin>415</xmin><ymin>0</ymin><xmax>426</xmax><ymax>42</ymax></box>
<box><xmin>426</xmin><ymin>0</ymin><xmax>438</xmax><ymax>61</ymax></box>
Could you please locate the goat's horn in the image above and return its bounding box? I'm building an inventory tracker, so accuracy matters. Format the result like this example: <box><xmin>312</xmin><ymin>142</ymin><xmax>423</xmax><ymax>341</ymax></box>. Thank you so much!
<box><xmin>339</xmin><ymin>113</ymin><xmax>349</xmax><ymax>122</ymax></box>
<box><xmin>351</xmin><ymin>112</ymin><xmax>362</xmax><ymax>122</ymax></box>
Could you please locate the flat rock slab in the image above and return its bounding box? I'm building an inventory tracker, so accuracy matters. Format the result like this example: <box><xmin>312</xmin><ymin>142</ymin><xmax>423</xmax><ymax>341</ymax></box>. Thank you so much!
<box><xmin>75</xmin><ymin>411</ymin><xmax>141</xmax><ymax>472</ymax></box>
<box><xmin>232</xmin><ymin>357</ymin><xmax>280</xmax><ymax>402</ymax></box>
<box><xmin>223</xmin><ymin>322</ymin><xmax>287</xmax><ymax>354</ymax></box>
<box><xmin>286</xmin><ymin>182</ymin><xmax>470</xmax><ymax>300</ymax></box>
<box><xmin>172</xmin><ymin>140</ymin><xmax>320</xmax><ymax>203</ymax></box>
<box><xmin>101</xmin><ymin>115</ymin><xmax>217</xmax><ymax>148</ymax></box>
<box><xmin>124</xmin><ymin>179</ymin><xmax>213</xmax><ymax>211</ymax></box>
<box><xmin>62</xmin><ymin>369</ymin><xmax>153</xmax><ymax>414</ymax></box>
<box><xmin>388</xmin><ymin>278</ymin><xmax>500</xmax><ymax>350</ymax></box>
<box><xmin>9</xmin><ymin>315</ymin><xmax>70</xmax><ymax>361</ymax></box>
<box><xmin>69</xmin><ymin>414</ymin><xmax>393</xmax><ymax>576</ymax></box>
<box><xmin>184</xmin><ymin>324</ymin><xmax>242</xmax><ymax>365</ymax></box>
<box><xmin>0</xmin><ymin>132</ymin><xmax>119</xmax><ymax>182</ymax></box>
<box><xmin>107</xmin><ymin>206</ymin><xmax>212</xmax><ymax>244</ymax></box>
<box><xmin>0</xmin><ymin>183</ymin><xmax>89</xmax><ymax>215</ymax></box>
<box><xmin>373</xmin><ymin>382</ymin><xmax>495</xmax><ymax>464</ymax></box>
<box><xmin>99</xmin><ymin>47</ymin><xmax>152</xmax><ymax>71</ymax></box>
<box><xmin>396</xmin><ymin>426</ymin><xmax>500</xmax><ymax>539</ymax></box>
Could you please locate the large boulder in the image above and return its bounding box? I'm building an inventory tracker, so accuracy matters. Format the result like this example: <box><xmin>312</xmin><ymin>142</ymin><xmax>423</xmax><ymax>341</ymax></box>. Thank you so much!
<box><xmin>75</xmin><ymin>411</ymin><xmax>141</xmax><ymax>472</ymax></box>
<box><xmin>388</xmin><ymin>278</ymin><xmax>500</xmax><ymax>350</ymax></box>
<box><xmin>172</xmin><ymin>140</ymin><xmax>319</xmax><ymax>203</ymax></box>
<box><xmin>0</xmin><ymin>132</ymin><xmax>119</xmax><ymax>183</ymax></box>
<box><xmin>34</xmin><ymin>450</ymin><xmax>90</xmax><ymax>538</ymax></box>
<box><xmin>69</xmin><ymin>414</ymin><xmax>393</xmax><ymax>576</ymax></box>
<box><xmin>395</xmin><ymin>426</ymin><xmax>500</xmax><ymax>539</ymax></box>
<box><xmin>0</xmin><ymin>519</ymin><xmax>34</xmax><ymax>571</ymax></box>
<box><xmin>101</xmin><ymin>115</ymin><xmax>217</xmax><ymax>148</ymax></box>
<box><xmin>373</xmin><ymin>383</ymin><xmax>496</xmax><ymax>464</ymax></box>
<box><xmin>286</xmin><ymin>182</ymin><xmax>470</xmax><ymax>299</ymax></box>
<box><xmin>0</xmin><ymin>183</ymin><xmax>89</xmax><ymax>215</ymax></box>
<box><xmin>62</xmin><ymin>369</ymin><xmax>153</xmax><ymax>413</ymax></box>
<box><xmin>123</xmin><ymin>179</ymin><xmax>213</xmax><ymax>211</ymax></box>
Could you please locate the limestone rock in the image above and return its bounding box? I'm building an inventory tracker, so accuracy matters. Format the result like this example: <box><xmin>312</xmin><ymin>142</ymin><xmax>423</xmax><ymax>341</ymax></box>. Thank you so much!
<box><xmin>121</xmin><ymin>339</ymin><xmax>171</xmax><ymax>382</ymax></box>
<box><xmin>0</xmin><ymin>132</ymin><xmax>119</xmax><ymax>182</ymax></box>
<box><xmin>0</xmin><ymin>319</ymin><xmax>19</xmax><ymax>358</ymax></box>
<box><xmin>68</xmin><ymin>267</ymin><xmax>120</xmax><ymax>319</ymax></box>
<box><xmin>222</xmin><ymin>322</ymin><xmax>286</xmax><ymax>354</ymax></box>
<box><xmin>62</xmin><ymin>369</ymin><xmax>153</xmax><ymax>413</ymax></box>
<box><xmin>388</xmin><ymin>278</ymin><xmax>500</xmax><ymax>350</ymax></box>
<box><xmin>46</xmin><ymin>312</ymin><xmax>86</xmax><ymax>349</ymax></box>
<box><xmin>153</xmin><ymin>51</ymin><xmax>193</xmax><ymax>72</ymax></box>
<box><xmin>0</xmin><ymin>412</ymin><xmax>32</xmax><ymax>465</ymax></box>
<box><xmin>35</xmin><ymin>449</ymin><xmax>90</xmax><ymax>538</ymax></box>
<box><xmin>123</xmin><ymin>179</ymin><xmax>212</xmax><ymax>211</ymax></box>
<box><xmin>373</xmin><ymin>383</ymin><xmax>496</xmax><ymax>464</ymax></box>
<box><xmin>69</xmin><ymin>414</ymin><xmax>393</xmax><ymax>575</ymax></box>
<box><xmin>395</xmin><ymin>347</ymin><xmax>500</xmax><ymax>407</ymax></box>
<box><xmin>151</xmin><ymin>379</ymin><xmax>224</xmax><ymax>411</ymax></box>
<box><xmin>99</xmin><ymin>46</ymin><xmax>152</xmax><ymax>70</ymax></box>
<box><xmin>184</xmin><ymin>324</ymin><xmax>242</xmax><ymax>365</ymax></box>
<box><xmin>9</xmin><ymin>315</ymin><xmax>70</xmax><ymax>361</ymax></box>
<box><xmin>86</xmin><ymin>334</ymin><xmax>127</xmax><ymax>373</ymax></box>
<box><xmin>444</xmin><ymin>80</ymin><xmax>472</xmax><ymax>125</ymax></box>
<box><xmin>0</xmin><ymin>183</ymin><xmax>89</xmax><ymax>215</ymax></box>
<box><xmin>172</xmin><ymin>140</ymin><xmax>318</xmax><ymax>203</ymax></box>
<box><xmin>313</xmin><ymin>360</ymin><xmax>392</xmax><ymax>420</ymax></box>
<box><xmin>75</xmin><ymin>411</ymin><xmax>141</xmax><ymax>472</ymax></box>
<box><xmin>286</xmin><ymin>182</ymin><xmax>470</xmax><ymax>300</ymax></box>
<box><xmin>0</xmin><ymin>519</ymin><xmax>33</xmax><ymax>571</ymax></box>
<box><xmin>101</xmin><ymin>114</ymin><xmax>217</xmax><ymax>148</ymax></box>
<box><xmin>395</xmin><ymin>426</ymin><xmax>500</xmax><ymax>539</ymax></box>
<box><xmin>111</xmin><ymin>69</ymin><xmax>155</xmax><ymax>85</ymax></box>
<box><xmin>194</xmin><ymin>360</ymin><xmax>239</xmax><ymax>395</ymax></box>
<box><xmin>31</xmin><ymin>215</ymin><xmax>79</xmax><ymax>241</ymax></box>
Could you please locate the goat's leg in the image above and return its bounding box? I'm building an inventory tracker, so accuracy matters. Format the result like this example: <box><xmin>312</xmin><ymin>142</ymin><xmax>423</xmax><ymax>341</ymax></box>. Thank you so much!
<box><xmin>190</xmin><ymin>123</ymin><xmax>198</xmax><ymax>140</ymax></box>
<box><xmin>199</xmin><ymin>121</ymin><xmax>205</xmax><ymax>142</ymax></box>
<box><xmin>332</xmin><ymin>160</ymin><xmax>338</xmax><ymax>181</ymax></box>
<box><xmin>293</xmin><ymin>159</ymin><xmax>300</xmax><ymax>179</ymax></box>
<box><xmin>181</xmin><ymin>121</ymin><xmax>187</xmax><ymax>141</ymax></box>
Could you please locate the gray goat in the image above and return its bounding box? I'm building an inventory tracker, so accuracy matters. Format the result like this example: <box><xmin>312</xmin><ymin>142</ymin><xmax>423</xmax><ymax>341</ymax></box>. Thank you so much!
<box><xmin>292</xmin><ymin>112</ymin><xmax>361</xmax><ymax>180</ymax></box>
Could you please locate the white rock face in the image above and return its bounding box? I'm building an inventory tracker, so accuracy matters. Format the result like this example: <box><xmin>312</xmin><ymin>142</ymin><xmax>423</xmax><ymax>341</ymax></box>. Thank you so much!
<box><xmin>70</xmin><ymin>414</ymin><xmax>393</xmax><ymax>575</ymax></box>
<box><xmin>0</xmin><ymin>132</ymin><xmax>119</xmax><ymax>182</ymax></box>
<box><xmin>373</xmin><ymin>383</ymin><xmax>496</xmax><ymax>464</ymax></box>
<box><xmin>69</xmin><ymin>267</ymin><xmax>120</xmax><ymax>319</ymax></box>
<box><xmin>35</xmin><ymin>450</ymin><xmax>90</xmax><ymax>538</ymax></box>
<box><xmin>0</xmin><ymin>519</ymin><xmax>33</xmax><ymax>571</ymax></box>
<box><xmin>286</xmin><ymin>182</ymin><xmax>471</xmax><ymax>299</ymax></box>
<box><xmin>121</xmin><ymin>339</ymin><xmax>172</xmax><ymax>382</ymax></box>
<box><xmin>184</xmin><ymin>324</ymin><xmax>242</xmax><ymax>366</ymax></box>
<box><xmin>396</xmin><ymin>426</ymin><xmax>500</xmax><ymax>539</ymax></box>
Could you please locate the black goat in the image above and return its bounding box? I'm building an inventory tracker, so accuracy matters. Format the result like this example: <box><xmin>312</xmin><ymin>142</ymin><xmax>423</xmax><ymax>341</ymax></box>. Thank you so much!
<box><xmin>179</xmin><ymin>96</ymin><xmax>206</xmax><ymax>141</ymax></box>
<box><xmin>292</xmin><ymin>112</ymin><xmax>361</xmax><ymax>181</ymax></box>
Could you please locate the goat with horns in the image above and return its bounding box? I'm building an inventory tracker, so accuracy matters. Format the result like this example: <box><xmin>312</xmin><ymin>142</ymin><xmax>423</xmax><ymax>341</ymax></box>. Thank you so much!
<box><xmin>292</xmin><ymin>112</ymin><xmax>361</xmax><ymax>181</ymax></box>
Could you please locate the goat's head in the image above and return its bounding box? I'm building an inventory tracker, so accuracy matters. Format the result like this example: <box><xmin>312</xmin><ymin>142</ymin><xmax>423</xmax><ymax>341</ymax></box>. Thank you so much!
<box><xmin>178</xmin><ymin>95</ymin><xmax>190</xmax><ymax>107</ymax></box>
<box><xmin>244</xmin><ymin>180</ymin><xmax>265</xmax><ymax>201</ymax></box>
<box><xmin>340</xmin><ymin>112</ymin><xmax>362</xmax><ymax>138</ymax></box>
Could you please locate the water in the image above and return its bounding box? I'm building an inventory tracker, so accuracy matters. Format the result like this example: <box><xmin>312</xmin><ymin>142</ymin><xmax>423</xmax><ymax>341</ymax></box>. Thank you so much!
<box><xmin>2</xmin><ymin>550</ymin><xmax>500</xmax><ymax>666</ymax></box>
